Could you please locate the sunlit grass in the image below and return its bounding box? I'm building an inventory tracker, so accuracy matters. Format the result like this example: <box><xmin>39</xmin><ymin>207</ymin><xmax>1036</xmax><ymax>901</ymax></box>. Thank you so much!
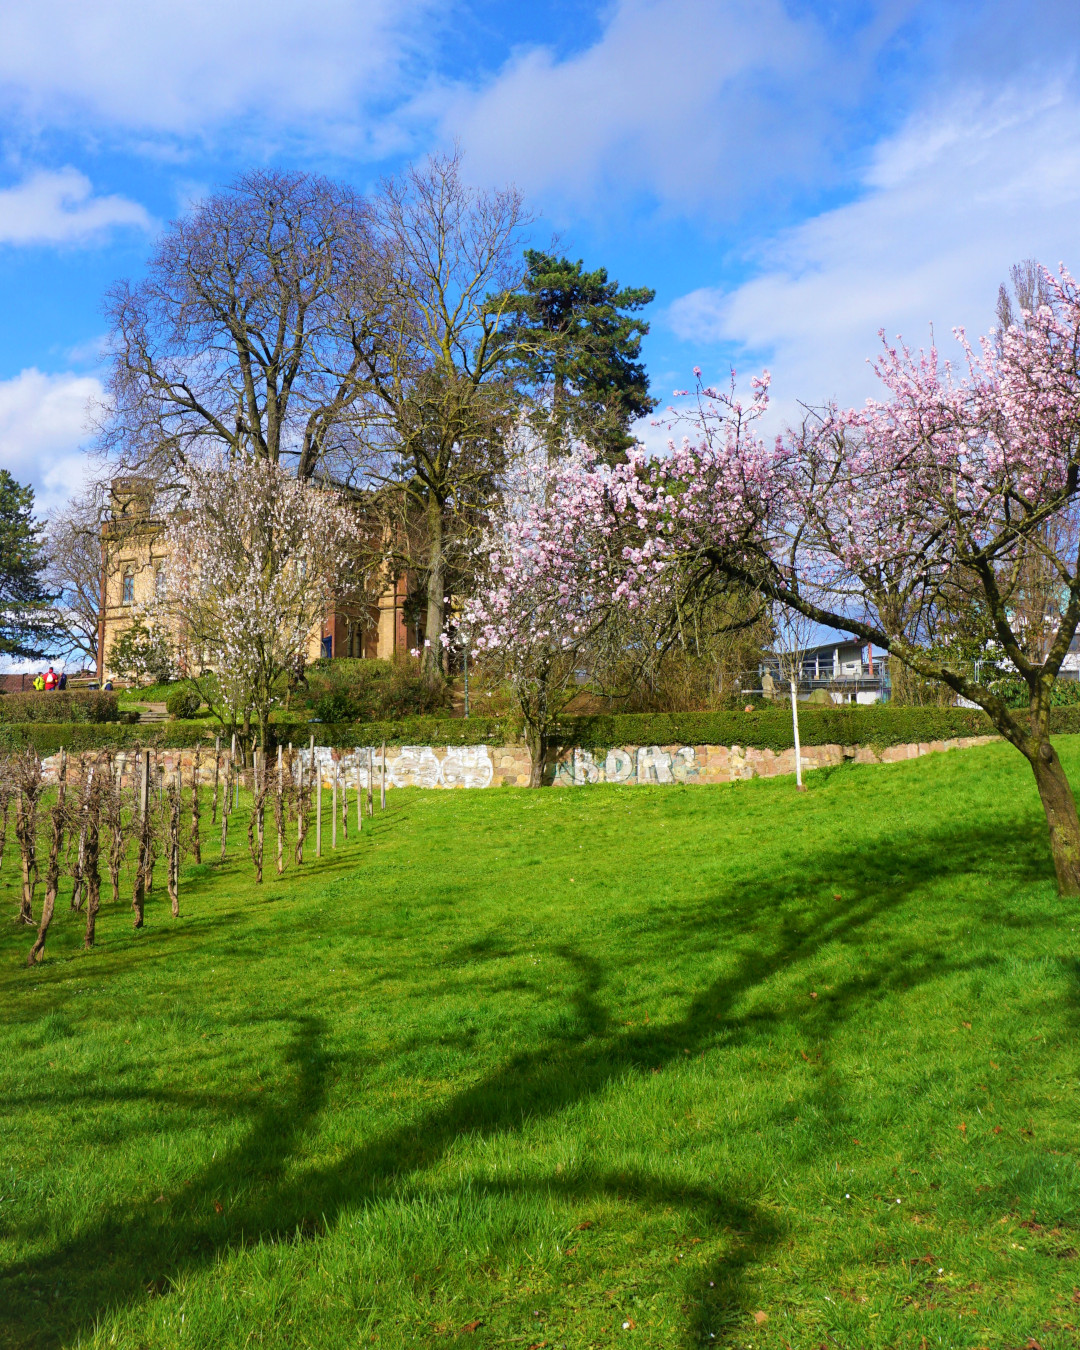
<box><xmin>1</xmin><ymin>740</ymin><xmax>1078</xmax><ymax>1348</ymax></box>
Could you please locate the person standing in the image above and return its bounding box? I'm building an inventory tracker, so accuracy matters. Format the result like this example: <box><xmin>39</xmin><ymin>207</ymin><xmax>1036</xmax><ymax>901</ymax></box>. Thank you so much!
<box><xmin>43</xmin><ymin>666</ymin><xmax>57</xmax><ymax>691</ymax></box>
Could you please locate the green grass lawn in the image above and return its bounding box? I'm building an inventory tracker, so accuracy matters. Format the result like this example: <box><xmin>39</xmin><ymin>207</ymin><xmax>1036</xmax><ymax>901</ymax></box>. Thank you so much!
<box><xmin>2</xmin><ymin>741</ymin><xmax>1079</xmax><ymax>1349</ymax></box>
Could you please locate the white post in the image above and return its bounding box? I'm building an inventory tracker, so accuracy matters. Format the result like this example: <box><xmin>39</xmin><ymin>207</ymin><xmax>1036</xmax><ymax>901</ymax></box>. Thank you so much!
<box><xmin>790</xmin><ymin>678</ymin><xmax>805</xmax><ymax>791</ymax></box>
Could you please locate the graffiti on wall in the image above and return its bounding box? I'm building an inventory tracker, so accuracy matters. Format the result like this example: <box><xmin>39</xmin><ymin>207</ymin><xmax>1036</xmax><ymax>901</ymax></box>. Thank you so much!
<box><xmin>552</xmin><ymin>745</ymin><xmax>699</xmax><ymax>786</ymax></box>
<box><xmin>302</xmin><ymin>745</ymin><xmax>495</xmax><ymax>790</ymax></box>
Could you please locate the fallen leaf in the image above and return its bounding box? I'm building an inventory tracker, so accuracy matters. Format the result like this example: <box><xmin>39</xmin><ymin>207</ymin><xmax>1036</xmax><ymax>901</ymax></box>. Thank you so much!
<box><xmin>213</xmin><ymin>1200</ymin><xmax>223</xmax><ymax>1213</ymax></box>
<box><xmin>959</xmin><ymin>1122</ymin><xmax>967</xmax><ymax>1135</ymax></box>
<box><xmin>154</xmin><ymin>1194</ymin><xmax>165</xmax><ymax>1204</ymax></box>
<box><xmin>622</xmin><ymin>1319</ymin><xmax>636</xmax><ymax>1329</ymax></box>
<box><xmin>990</xmin><ymin>1061</ymin><xmax>1000</xmax><ymax>1070</ymax></box>
<box><xmin>753</xmin><ymin>1311</ymin><xmax>769</xmax><ymax>1325</ymax></box>
<box><xmin>962</xmin><ymin>1021</ymin><xmax>972</xmax><ymax>1030</ymax></box>
<box><xmin>460</xmin><ymin>1319</ymin><xmax>482</xmax><ymax>1333</ymax></box>
<box><xmin>852</xmin><ymin>1138</ymin><xmax>860</xmax><ymax>1146</ymax></box>
<box><xmin>810</xmin><ymin>991</ymin><xmax>818</xmax><ymax>1000</ymax></box>
<box><xmin>577</xmin><ymin>1220</ymin><xmax>594</xmax><ymax>1230</ymax></box>
<box><xmin>833</xmin><ymin>893</ymin><xmax>842</xmax><ymax>900</ymax></box>
<box><xmin>994</xmin><ymin>1126</ymin><xmax>1003</xmax><ymax>1134</ymax></box>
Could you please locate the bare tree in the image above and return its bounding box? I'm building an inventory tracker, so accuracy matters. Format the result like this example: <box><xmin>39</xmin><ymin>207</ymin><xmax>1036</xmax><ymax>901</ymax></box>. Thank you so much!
<box><xmin>96</xmin><ymin>171</ymin><xmax>377</xmax><ymax>487</ymax></box>
<box><xmin>13</xmin><ymin>749</ymin><xmax>43</xmax><ymax>925</ymax></box>
<box><xmin>354</xmin><ymin>151</ymin><xmax>531</xmax><ymax>673</ymax></box>
<box><xmin>45</xmin><ymin>492</ymin><xmax>107</xmax><ymax>670</ymax></box>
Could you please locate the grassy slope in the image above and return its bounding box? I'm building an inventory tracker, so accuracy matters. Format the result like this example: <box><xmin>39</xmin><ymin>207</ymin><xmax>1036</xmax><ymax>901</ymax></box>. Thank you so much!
<box><xmin>1</xmin><ymin>742</ymin><xmax>1079</xmax><ymax>1349</ymax></box>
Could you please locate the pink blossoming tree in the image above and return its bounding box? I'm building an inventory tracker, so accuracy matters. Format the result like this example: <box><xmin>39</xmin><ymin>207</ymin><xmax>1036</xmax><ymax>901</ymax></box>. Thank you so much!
<box><xmin>477</xmin><ymin>265</ymin><xmax>1080</xmax><ymax>892</ymax></box>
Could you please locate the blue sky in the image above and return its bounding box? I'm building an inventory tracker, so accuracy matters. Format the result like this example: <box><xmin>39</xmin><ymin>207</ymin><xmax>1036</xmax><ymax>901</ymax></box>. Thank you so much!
<box><xmin>2</xmin><ymin>0</ymin><xmax>1080</xmax><ymax>513</ymax></box>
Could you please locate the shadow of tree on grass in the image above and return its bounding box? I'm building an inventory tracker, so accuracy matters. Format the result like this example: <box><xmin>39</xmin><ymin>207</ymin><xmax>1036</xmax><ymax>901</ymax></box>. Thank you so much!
<box><xmin>0</xmin><ymin>813</ymin><xmax>1060</xmax><ymax>1348</ymax></box>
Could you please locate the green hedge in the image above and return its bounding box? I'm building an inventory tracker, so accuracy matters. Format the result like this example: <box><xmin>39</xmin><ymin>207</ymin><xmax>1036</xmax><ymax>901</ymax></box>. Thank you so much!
<box><xmin>0</xmin><ymin>690</ymin><xmax>120</xmax><ymax>723</ymax></box>
<box><xmin>0</xmin><ymin>722</ymin><xmax>217</xmax><ymax>757</ymax></box>
<box><xmin>557</xmin><ymin>705</ymin><xmax>1080</xmax><ymax>752</ymax></box>
<box><xmin>7</xmin><ymin>705</ymin><xmax>1080</xmax><ymax>759</ymax></box>
<box><xmin>303</xmin><ymin>716</ymin><xmax>514</xmax><ymax>748</ymax></box>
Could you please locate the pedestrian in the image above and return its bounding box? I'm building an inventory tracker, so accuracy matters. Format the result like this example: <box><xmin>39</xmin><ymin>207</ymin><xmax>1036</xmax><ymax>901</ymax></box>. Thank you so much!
<box><xmin>43</xmin><ymin>666</ymin><xmax>57</xmax><ymax>691</ymax></box>
<box><xmin>58</xmin><ymin>671</ymin><xmax>67</xmax><ymax>690</ymax></box>
<box><xmin>32</xmin><ymin>672</ymin><xmax>45</xmax><ymax>691</ymax></box>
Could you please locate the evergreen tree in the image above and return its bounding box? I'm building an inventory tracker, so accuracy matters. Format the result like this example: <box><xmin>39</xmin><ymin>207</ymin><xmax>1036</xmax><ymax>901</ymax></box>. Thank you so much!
<box><xmin>502</xmin><ymin>251</ymin><xmax>657</xmax><ymax>462</ymax></box>
<box><xmin>0</xmin><ymin>471</ymin><xmax>59</xmax><ymax>660</ymax></box>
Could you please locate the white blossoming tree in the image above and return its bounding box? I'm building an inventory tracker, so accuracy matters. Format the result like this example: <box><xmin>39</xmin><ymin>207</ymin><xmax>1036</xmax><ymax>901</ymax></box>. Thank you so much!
<box><xmin>158</xmin><ymin>458</ymin><xmax>358</xmax><ymax>750</ymax></box>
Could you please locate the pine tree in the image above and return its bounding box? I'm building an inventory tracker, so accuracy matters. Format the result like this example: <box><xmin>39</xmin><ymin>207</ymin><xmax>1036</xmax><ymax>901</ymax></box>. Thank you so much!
<box><xmin>0</xmin><ymin>472</ymin><xmax>58</xmax><ymax>660</ymax></box>
<box><xmin>502</xmin><ymin>251</ymin><xmax>657</xmax><ymax>463</ymax></box>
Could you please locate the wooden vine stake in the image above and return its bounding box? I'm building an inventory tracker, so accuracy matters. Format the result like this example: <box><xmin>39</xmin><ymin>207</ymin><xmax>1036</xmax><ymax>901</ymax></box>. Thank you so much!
<box><xmin>190</xmin><ymin>744</ymin><xmax>202</xmax><ymax>864</ymax></box>
<box><xmin>82</xmin><ymin>760</ymin><xmax>103</xmax><ymax>948</ymax></box>
<box><xmin>211</xmin><ymin>736</ymin><xmax>221</xmax><ymax>825</ymax></box>
<box><xmin>132</xmin><ymin>747</ymin><xmax>150</xmax><ymax>929</ymax></box>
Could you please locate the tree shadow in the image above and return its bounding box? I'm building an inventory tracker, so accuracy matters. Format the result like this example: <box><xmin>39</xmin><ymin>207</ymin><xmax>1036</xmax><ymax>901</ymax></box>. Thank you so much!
<box><xmin>0</xmin><ymin>812</ymin><xmax>1061</xmax><ymax>1348</ymax></box>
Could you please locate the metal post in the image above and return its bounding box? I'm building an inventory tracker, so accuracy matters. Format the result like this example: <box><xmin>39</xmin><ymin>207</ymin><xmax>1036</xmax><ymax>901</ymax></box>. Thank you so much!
<box><xmin>332</xmin><ymin>759</ymin><xmax>338</xmax><ymax>850</ymax></box>
<box><xmin>316</xmin><ymin>757</ymin><xmax>322</xmax><ymax>858</ymax></box>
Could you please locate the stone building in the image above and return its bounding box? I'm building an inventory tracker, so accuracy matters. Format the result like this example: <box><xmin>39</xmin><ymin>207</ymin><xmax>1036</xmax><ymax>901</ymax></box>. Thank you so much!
<box><xmin>97</xmin><ymin>477</ymin><xmax>411</xmax><ymax>683</ymax></box>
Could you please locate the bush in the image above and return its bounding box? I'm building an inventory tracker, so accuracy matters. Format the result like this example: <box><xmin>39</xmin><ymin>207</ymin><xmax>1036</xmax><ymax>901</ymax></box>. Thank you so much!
<box><xmin>304</xmin><ymin>657</ymin><xmax>452</xmax><ymax>721</ymax></box>
<box><xmin>108</xmin><ymin>620</ymin><xmax>174</xmax><ymax>685</ymax></box>
<box><xmin>166</xmin><ymin>687</ymin><xmax>203</xmax><ymax>719</ymax></box>
<box><xmin>0</xmin><ymin>691</ymin><xmax>119</xmax><ymax>724</ymax></box>
<box><xmin>991</xmin><ymin>677</ymin><xmax>1080</xmax><ymax>709</ymax></box>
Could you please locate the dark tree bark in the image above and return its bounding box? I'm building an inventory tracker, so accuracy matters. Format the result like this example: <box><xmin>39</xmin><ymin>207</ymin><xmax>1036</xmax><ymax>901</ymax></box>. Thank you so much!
<box><xmin>28</xmin><ymin>755</ymin><xmax>67</xmax><ymax>965</ymax></box>
<box><xmin>190</xmin><ymin>747</ymin><xmax>202</xmax><ymax>865</ymax></box>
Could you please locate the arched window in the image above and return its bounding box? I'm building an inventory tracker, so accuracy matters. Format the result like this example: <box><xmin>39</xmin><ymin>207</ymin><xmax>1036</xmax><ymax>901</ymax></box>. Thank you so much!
<box><xmin>121</xmin><ymin>570</ymin><xmax>135</xmax><ymax>605</ymax></box>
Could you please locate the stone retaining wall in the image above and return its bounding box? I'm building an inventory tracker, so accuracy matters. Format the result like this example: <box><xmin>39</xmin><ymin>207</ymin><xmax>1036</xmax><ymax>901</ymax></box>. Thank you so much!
<box><xmin>39</xmin><ymin>735</ymin><xmax>998</xmax><ymax>789</ymax></box>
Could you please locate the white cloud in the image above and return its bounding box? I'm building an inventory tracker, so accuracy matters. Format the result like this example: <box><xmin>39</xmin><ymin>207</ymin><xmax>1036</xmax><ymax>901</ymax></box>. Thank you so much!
<box><xmin>0</xmin><ymin>0</ymin><xmax>439</xmax><ymax>144</ymax></box>
<box><xmin>434</xmin><ymin>0</ymin><xmax>884</xmax><ymax>213</ymax></box>
<box><xmin>0</xmin><ymin>368</ymin><xmax>102</xmax><ymax>513</ymax></box>
<box><xmin>0</xmin><ymin>169</ymin><xmax>151</xmax><ymax>245</ymax></box>
<box><xmin>667</xmin><ymin>80</ymin><xmax>1080</xmax><ymax>416</ymax></box>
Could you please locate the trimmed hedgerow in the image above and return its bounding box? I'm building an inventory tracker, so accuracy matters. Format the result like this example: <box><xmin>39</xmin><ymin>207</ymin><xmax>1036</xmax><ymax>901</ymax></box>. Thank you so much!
<box><xmin>556</xmin><ymin>705</ymin><xmax>1080</xmax><ymax>752</ymax></box>
<box><xmin>7</xmin><ymin>704</ymin><xmax>1080</xmax><ymax>760</ymax></box>
<box><xmin>0</xmin><ymin>690</ymin><xmax>120</xmax><ymax>723</ymax></box>
<box><xmin>304</xmin><ymin>716</ymin><xmax>515</xmax><ymax>748</ymax></box>
<box><xmin>0</xmin><ymin>722</ymin><xmax>216</xmax><ymax>757</ymax></box>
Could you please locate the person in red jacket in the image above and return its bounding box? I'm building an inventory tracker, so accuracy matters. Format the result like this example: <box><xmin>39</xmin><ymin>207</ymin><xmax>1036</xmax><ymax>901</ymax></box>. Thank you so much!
<box><xmin>43</xmin><ymin>666</ymin><xmax>57</xmax><ymax>691</ymax></box>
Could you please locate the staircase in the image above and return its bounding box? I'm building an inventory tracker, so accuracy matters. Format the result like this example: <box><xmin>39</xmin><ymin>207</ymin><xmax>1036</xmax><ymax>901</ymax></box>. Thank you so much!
<box><xmin>137</xmin><ymin>702</ymin><xmax>169</xmax><ymax>724</ymax></box>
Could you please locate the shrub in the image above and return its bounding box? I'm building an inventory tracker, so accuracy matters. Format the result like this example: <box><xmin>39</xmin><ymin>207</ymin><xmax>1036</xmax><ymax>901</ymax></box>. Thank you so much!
<box><xmin>991</xmin><ymin>677</ymin><xmax>1080</xmax><ymax>709</ymax></box>
<box><xmin>0</xmin><ymin>691</ymin><xmax>120</xmax><ymax>724</ymax></box>
<box><xmin>166</xmin><ymin>688</ymin><xmax>203</xmax><ymax>719</ymax></box>
<box><xmin>108</xmin><ymin>620</ymin><xmax>174</xmax><ymax>685</ymax></box>
<box><xmin>304</xmin><ymin>657</ymin><xmax>451</xmax><ymax>721</ymax></box>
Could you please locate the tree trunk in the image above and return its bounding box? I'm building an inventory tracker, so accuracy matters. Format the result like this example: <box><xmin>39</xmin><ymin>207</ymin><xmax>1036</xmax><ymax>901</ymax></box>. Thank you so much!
<box><xmin>28</xmin><ymin>772</ymin><xmax>66</xmax><ymax>965</ymax></box>
<box><xmin>1027</xmin><ymin>737</ymin><xmax>1080</xmax><ymax>895</ymax></box>
<box><xmin>423</xmin><ymin>500</ymin><xmax>445</xmax><ymax>678</ymax></box>
<box><xmin>16</xmin><ymin>794</ymin><xmax>37</xmax><ymax>925</ymax></box>
<box><xmin>84</xmin><ymin>807</ymin><xmax>101</xmax><ymax>949</ymax></box>
<box><xmin>525</xmin><ymin>723</ymin><xmax>547</xmax><ymax>789</ymax></box>
<box><xmin>190</xmin><ymin>749</ymin><xmax>202</xmax><ymax>864</ymax></box>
